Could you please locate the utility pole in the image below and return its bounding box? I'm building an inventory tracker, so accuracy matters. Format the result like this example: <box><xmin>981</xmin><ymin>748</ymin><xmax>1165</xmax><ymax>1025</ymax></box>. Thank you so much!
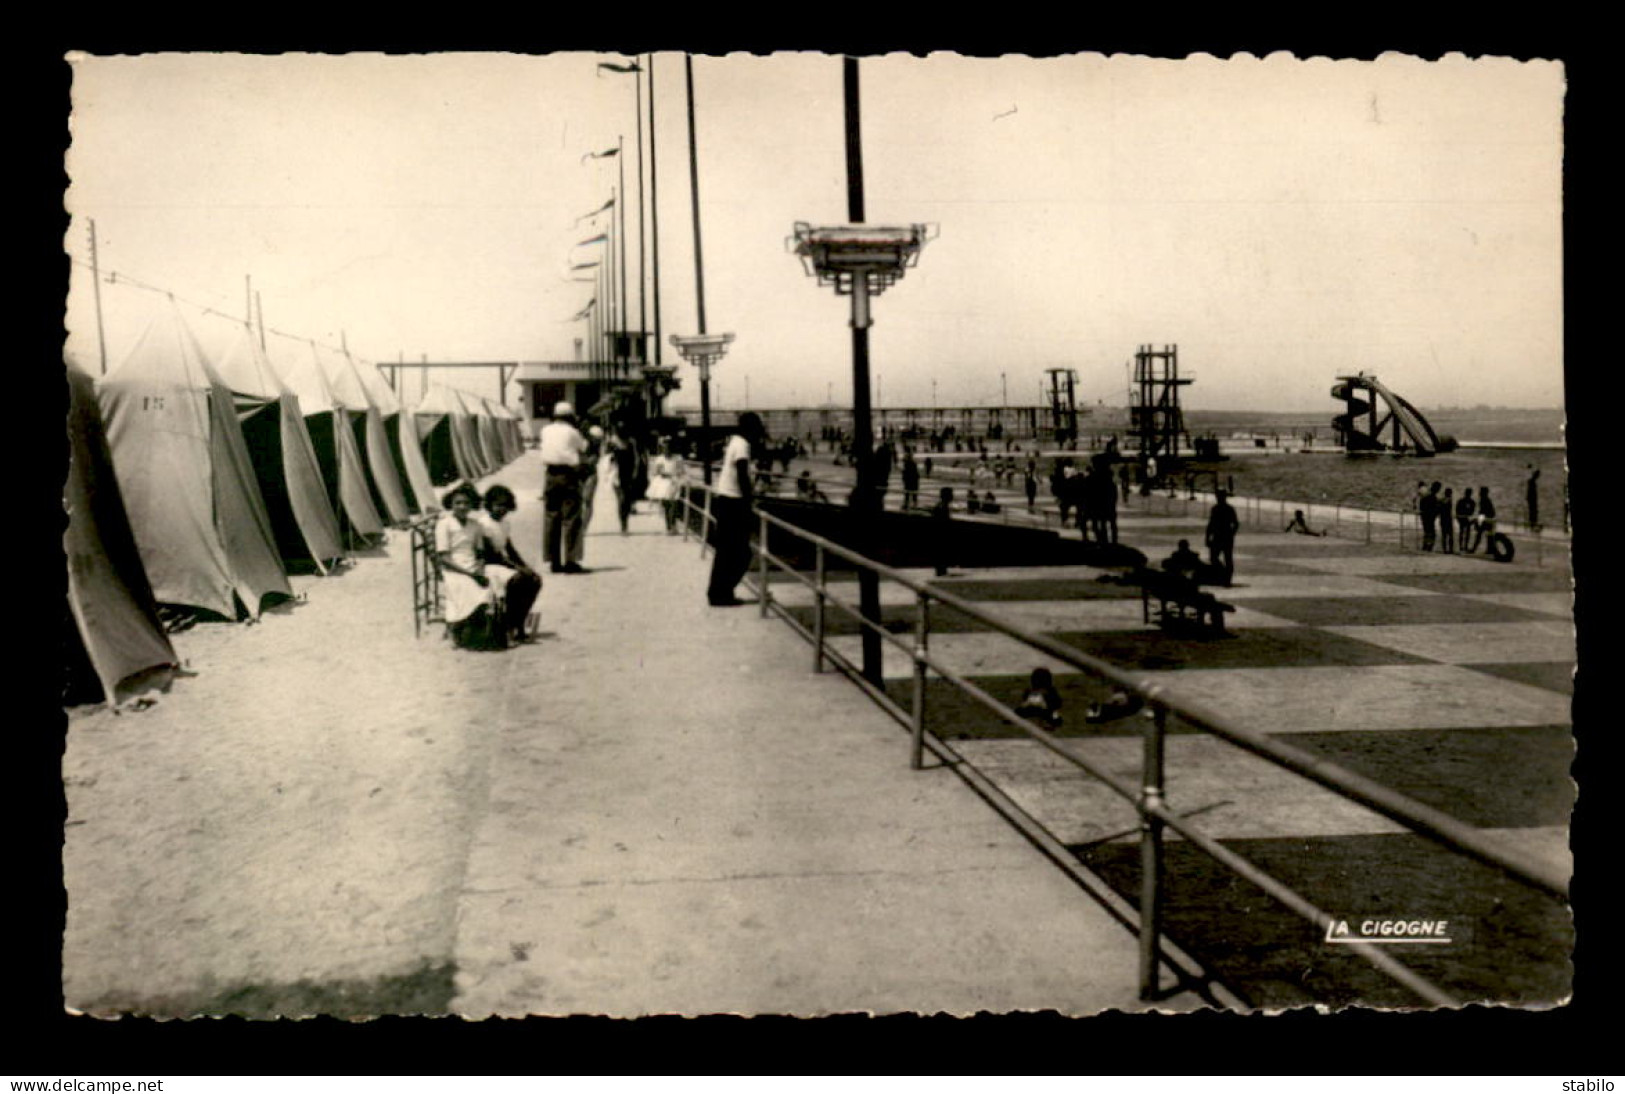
<box><xmin>844</xmin><ymin>56</ymin><xmax>883</xmax><ymax>688</ymax></box>
<box><xmin>88</xmin><ymin>219</ymin><xmax>109</xmax><ymax>375</ymax></box>
<box><xmin>635</xmin><ymin>64</ymin><xmax>648</xmax><ymax>364</ymax></box>
<box><xmin>648</xmin><ymin>53</ymin><xmax>663</xmax><ymax>368</ymax></box>
<box><xmin>617</xmin><ymin>136</ymin><xmax>628</xmax><ymax>375</ymax></box>
<box><xmin>685</xmin><ymin>52</ymin><xmax>713</xmax><ymax>484</ymax></box>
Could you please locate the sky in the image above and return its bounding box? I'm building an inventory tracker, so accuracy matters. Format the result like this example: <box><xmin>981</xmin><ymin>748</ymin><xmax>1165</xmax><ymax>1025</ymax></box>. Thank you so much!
<box><xmin>63</xmin><ymin>51</ymin><xmax>1565</xmax><ymax>415</ymax></box>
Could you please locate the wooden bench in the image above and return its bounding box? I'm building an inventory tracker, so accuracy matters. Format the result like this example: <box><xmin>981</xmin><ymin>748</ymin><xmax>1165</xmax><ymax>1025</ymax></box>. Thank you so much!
<box><xmin>409</xmin><ymin>516</ymin><xmax>445</xmax><ymax>638</ymax></box>
<box><xmin>1139</xmin><ymin>569</ymin><xmax>1236</xmax><ymax>635</ymax></box>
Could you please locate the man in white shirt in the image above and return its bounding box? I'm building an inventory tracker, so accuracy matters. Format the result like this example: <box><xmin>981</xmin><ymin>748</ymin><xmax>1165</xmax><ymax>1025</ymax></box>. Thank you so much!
<box><xmin>707</xmin><ymin>412</ymin><xmax>767</xmax><ymax>606</ymax></box>
<box><xmin>538</xmin><ymin>401</ymin><xmax>588</xmax><ymax>573</ymax></box>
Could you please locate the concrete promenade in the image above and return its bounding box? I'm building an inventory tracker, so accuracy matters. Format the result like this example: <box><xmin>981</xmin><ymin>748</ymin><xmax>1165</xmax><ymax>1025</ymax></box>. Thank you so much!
<box><xmin>446</xmin><ymin>454</ymin><xmax>1163</xmax><ymax>1016</ymax></box>
<box><xmin>60</xmin><ymin>444</ymin><xmax>1569</xmax><ymax>1016</ymax></box>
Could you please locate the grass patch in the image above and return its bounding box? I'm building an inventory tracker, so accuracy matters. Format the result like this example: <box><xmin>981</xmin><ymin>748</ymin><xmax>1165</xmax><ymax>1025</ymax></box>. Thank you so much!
<box><xmin>79</xmin><ymin>961</ymin><xmax>458</xmax><ymax>1019</ymax></box>
<box><xmin>1074</xmin><ymin>833</ymin><xmax>1572</xmax><ymax>1010</ymax></box>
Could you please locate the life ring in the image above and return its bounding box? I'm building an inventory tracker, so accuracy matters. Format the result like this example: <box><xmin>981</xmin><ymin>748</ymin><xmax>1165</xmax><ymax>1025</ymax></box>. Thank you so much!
<box><xmin>1487</xmin><ymin>532</ymin><xmax>1515</xmax><ymax>563</ymax></box>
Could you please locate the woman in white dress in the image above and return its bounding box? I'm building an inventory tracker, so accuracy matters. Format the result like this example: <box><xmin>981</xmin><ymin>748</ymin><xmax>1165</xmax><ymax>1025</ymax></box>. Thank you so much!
<box><xmin>435</xmin><ymin>482</ymin><xmax>511</xmax><ymax>649</ymax></box>
<box><xmin>477</xmin><ymin>483</ymin><xmax>541</xmax><ymax>643</ymax></box>
<box><xmin>645</xmin><ymin>436</ymin><xmax>686</xmax><ymax>534</ymax></box>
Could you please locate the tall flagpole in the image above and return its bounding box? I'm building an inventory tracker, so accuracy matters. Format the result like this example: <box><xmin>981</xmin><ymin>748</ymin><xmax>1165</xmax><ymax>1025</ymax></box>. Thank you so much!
<box><xmin>635</xmin><ymin>67</ymin><xmax>648</xmax><ymax>364</ymax></box>
<box><xmin>616</xmin><ymin>135</ymin><xmax>629</xmax><ymax>377</ymax></box>
<box><xmin>685</xmin><ymin>56</ymin><xmax>707</xmax><ymax>336</ymax></box>
<box><xmin>88</xmin><ymin>219</ymin><xmax>109</xmax><ymax>375</ymax></box>
<box><xmin>685</xmin><ymin>52</ymin><xmax>712</xmax><ymax>484</ymax></box>
<box><xmin>649</xmin><ymin>53</ymin><xmax>663</xmax><ymax>369</ymax></box>
<box><xmin>598</xmin><ymin>261</ymin><xmax>607</xmax><ymax>379</ymax></box>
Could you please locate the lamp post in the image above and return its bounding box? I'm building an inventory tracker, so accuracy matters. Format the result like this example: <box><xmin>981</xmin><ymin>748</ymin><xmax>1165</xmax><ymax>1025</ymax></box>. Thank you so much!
<box><xmin>789</xmin><ymin>219</ymin><xmax>932</xmax><ymax>686</ymax></box>
<box><xmin>671</xmin><ymin>331</ymin><xmax>734</xmax><ymax>485</ymax></box>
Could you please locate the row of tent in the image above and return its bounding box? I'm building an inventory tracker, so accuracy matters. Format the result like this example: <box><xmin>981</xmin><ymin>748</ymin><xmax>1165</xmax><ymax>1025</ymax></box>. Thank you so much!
<box><xmin>64</xmin><ymin>303</ymin><xmax>527</xmax><ymax>706</ymax></box>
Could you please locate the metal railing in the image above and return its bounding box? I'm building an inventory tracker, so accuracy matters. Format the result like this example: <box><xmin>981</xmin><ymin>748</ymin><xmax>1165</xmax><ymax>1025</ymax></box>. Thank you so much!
<box><xmin>742</xmin><ymin>458</ymin><xmax>1569</xmax><ymax>571</ymax></box>
<box><xmin>672</xmin><ymin>479</ymin><xmax>1571</xmax><ymax>1006</ymax></box>
<box><xmin>1127</xmin><ymin>487</ymin><xmax>1567</xmax><ymax>569</ymax></box>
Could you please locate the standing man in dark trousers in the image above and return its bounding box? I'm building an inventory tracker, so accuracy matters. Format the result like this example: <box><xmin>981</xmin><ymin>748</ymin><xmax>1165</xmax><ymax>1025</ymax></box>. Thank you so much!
<box><xmin>1470</xmin><ymin>486</ymin><xmax>1498</xmax><ymax>554</ymax></box>
<box><xmin>901</xmin><ymin>447</ymin><xmax>921</xmax><ymax>510</ymax></box>
<box><xmin>1205</xmin><ymin>488</ymin><xmax>1241</xmax><ymax>586</ymax></box>
<box><xmin>708</xmin><ymin>412</ymin><xmax>767</xmax><ymax>607</ymax></box>
<box><xmin>538</xmin><ymin>401</ymin><xmax>588</xmax><ymax>574</ymax></box>
<box><xmin>1456</xmin><ymin>487</ymin><xmax>1477</xmax><ymax>553</ymax></box>
<box><xmin>1526</xmin><ymin>466</ymin><xmax>1542</xmax><ymax>531</ymax></box>
<box><xmin>1421</xmin><ymin>481</ymin><xmax>1443</xmax><ymax>551</ymax></box>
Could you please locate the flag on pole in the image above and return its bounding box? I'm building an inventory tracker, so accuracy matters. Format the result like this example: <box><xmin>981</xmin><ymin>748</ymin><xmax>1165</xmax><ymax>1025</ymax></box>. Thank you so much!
<box><xmin>581</xmin><ymin>147</ymin><xmax>620</xmax><ymax>163</ymax></box>
<box><xmin>572</xmin><ymin>298</ymin><xmax>597</xmax><ymax>320</ymax></box>
<box><xmin>574</xmin><ymin>197</ymin><xmax>615</xmax><ymax>224</ymax></box>
<box><xmin>597</xmin><ymin>61</ymin><xmax>641</xmax><ymax>75</ymax></box>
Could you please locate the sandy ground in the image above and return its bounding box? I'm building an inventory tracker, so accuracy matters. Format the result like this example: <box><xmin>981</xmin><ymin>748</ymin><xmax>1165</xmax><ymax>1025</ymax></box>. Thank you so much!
<box><xmin>62</xmin><ymin>459</ymin><xmax>552</xmax><ymax>1015</ymax></box>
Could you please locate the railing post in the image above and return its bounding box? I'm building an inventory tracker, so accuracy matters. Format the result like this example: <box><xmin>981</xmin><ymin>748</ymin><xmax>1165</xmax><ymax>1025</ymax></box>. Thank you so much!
<box><xmin>812</xmin><ymin>543</ymin><xmax>827</xmax><ymax>673</ymax></box>
<box><xmin>911</xmin><ymin>591</ymin><xmax>930</xmax><ymax>770</ymax></box>
<box><xmin>411</xmin><ymin>532</ymin><xmax>421</xmax><ymax>639</ymax></box>
<box><xmin>1365</xmin><ymin>506</ymin><xmax>1372</xmax><ymax>543</ymax></box>
<box><xmin>1139</xmin><ymin>704</ymin><xmax>1168</xmax><ymax>1001</ymax></box>
<box><xmin>758</xmin><ymin>509</ymin><xmax>771</xmax><ymax>617</ymax></box>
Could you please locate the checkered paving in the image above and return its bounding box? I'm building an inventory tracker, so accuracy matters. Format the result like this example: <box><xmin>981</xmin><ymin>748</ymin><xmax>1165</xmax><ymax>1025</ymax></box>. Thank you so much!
<box><xmin>775</xmin><ymin>511</ymin><xmax>1576</xmax><ymax>1007</ymax></box>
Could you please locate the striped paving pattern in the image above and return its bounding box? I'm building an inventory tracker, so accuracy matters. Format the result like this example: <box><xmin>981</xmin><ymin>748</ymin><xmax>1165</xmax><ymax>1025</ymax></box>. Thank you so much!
<box><xmin>781</xmin><ymin>511</ymin><xmax>1575</xmax><ymax>1008</ymax></box>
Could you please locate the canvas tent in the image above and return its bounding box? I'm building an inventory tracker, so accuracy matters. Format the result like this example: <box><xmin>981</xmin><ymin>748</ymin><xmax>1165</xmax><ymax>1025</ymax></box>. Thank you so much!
<box><xmin>413</xmin><ymin>385</ymin><xmax>481</xmax><ymax>486</ymax></box>
<box><xmin>353</xmin><ymin>358</ymin><xmax>438</xmax><ymax>515</ymax></box>
<box><xmin>96</xmin><ymin>305</ymin><xmax>292</xmax><ymax>620</ymax></box>
<box><xmin>323</xmin><ymin>347</ymin><xmax>412</xmax><ymax>524</ymax></box>
<box><xmin>65</xmin><ymin>361</ymin><xmax>179</xmax><ymax>704</ymax></box>
<box><xmin>271</xmin><ymin>338</ymin><xmax>385</xmax><ymax>546</ymax></box>
<box><xmin>473</xmin><ymin>395</ymin><xmax>509</xmax><ymax>470</ymax></box>
<box><xmin>488</xmin><ymin>399</ymin><xmax>523</xmax><ymax>465</ymax></box>
<box><xmin>503</xmin><ymin>404</ymin><xmax>526</xmax><ymax>457</ymax></box>
<box><xmin>214</xmin><ymin>326</ymin><xmax>345</xmax><ymax>573</ymax></box>
<box><xmin>451</xmin><ymin>388</ymin><xmax>497</xmax><ymax>475</ymax></box>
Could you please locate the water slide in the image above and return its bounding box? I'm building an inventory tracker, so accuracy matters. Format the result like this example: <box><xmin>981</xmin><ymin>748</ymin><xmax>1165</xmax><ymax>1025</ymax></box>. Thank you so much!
<box><xmin>1331</xmin><ymin>375</ymin><xmax>1446</xmax><ymax>454</ymax></box>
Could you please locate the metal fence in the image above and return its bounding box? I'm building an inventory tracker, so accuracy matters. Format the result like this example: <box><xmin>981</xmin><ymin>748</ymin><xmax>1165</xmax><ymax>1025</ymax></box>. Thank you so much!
<box><xmin>672</xmin><ymin>479</ymin><xmax>1570</xmax><ymax>1006</ymax></box>
<box><xmin>735</xmin><ymin>460</ymin><xmax>1569</xmax><ymax>570</ymax></box>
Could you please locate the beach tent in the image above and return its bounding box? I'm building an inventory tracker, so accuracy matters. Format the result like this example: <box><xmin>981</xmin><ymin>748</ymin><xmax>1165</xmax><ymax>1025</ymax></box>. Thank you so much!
<box><xmin>353</xmin><ymin>359</ymin><xmax>439</xmax><ymax>515</ymax></box>
<box><xmin>483</xmin><ymin>398</ymin><xmax>515</xmax><ymax>465</ymax></box>
<box><xmin>413</xmin><ymin>385</ymin><xmax>480</xmax><ymax>486</ymax></box>
<box><xmin>323</xmin><ymin>347</ymin><xmax>412</xmax><ymax>524</ymax></box>
<box><xmin>214</xmin><ymin>327</ymin><xmax>344</xmax><ymax>572</ymax></box>
<box><xmin>493</xmin><ymin>400</ymin><xmax>524</xmax><ymax>464</ymax></box>
<box><xmin>270</xmin><ymin>338</ymin><xmax>385</xmax><ymax>546</ymax></box>
<box><xmin>475</xmin><ymin>395</ymin><xmax>510</xmax><ymax>469</ymax></box>
<box><xmin>452</xmin><ymin>388</ymin><xmax>497</xmax><ymax>475</ymax></box>
<box><xmin>97</xmin><ymin>305</ymin><xmax>292</xmax><ymax>620</ymax></box>
<box><xmin>64</xmin><ymin>361</ymin><xmax>179</xmax><ymax>704</ymax></box>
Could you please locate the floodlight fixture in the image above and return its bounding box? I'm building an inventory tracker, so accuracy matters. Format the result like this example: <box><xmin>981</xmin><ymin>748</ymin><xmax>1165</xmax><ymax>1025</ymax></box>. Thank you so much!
<box><xmin>669</xmin><ymin>332</ymin><xmax>734</xmax><ymax>486</ymax></box>
<box><xmin>669</xmin><ymin>331</ymin><xmax>736</xmax><ymax>366</ymax></box>
<box><xmin>789</xmin><ymin>222</ymin><xmax>934</xmax><ymax>297</ymax></box>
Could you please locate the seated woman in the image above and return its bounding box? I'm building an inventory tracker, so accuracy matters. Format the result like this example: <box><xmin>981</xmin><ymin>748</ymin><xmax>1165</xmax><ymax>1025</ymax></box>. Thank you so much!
<box><xmin>1284</xmin><ymin>509</ymin><xmax>1327</xmax><ymax>536</ymax></box>
<box><xmin>1014</xmin><ymin>667</ymin><xmax>1063</xmax><ymax>729</ymax></box>
<box><xmin>1161</xmin><ymin>539</ymin><xmax>1204</xmax><ymax>583</ymax></box>
<box><xmin>435</xmin><ymin>482</ymin><xmax>511</xmax><ymax>650</ymax></box>
<box><xmin>478</xmin><ymin>484</ymin><xmax>542</xmax><ymax>643</ymax></box>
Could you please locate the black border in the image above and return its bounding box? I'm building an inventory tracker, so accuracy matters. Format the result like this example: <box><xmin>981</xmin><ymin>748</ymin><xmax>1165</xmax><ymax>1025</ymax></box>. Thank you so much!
<box><xmin>24</xmin><ymin>23</ymin><xmax>1604</xmax><ymax>1075</ymax></box>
